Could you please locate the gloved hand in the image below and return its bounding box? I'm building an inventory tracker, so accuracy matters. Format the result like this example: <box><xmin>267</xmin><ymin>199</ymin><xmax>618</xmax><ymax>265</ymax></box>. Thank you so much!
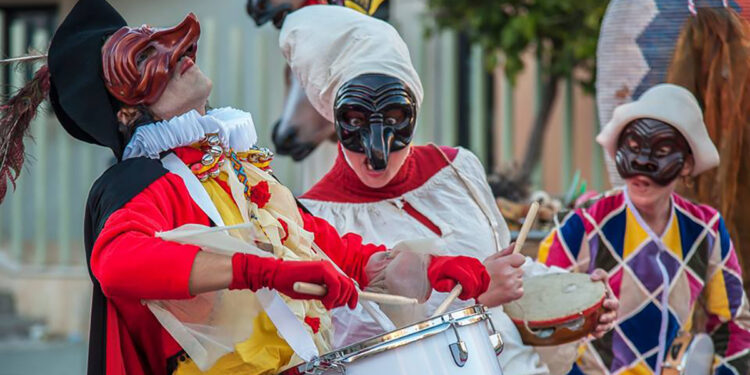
<box><xmin>230</xmin><ymin>253</ymin><xmax>358</xmax><ymax>310</ymax></box>
<box><xmin>427</xmin><ymin>255</ymin><xmax>490</xmax><ymax>300</ymax></box>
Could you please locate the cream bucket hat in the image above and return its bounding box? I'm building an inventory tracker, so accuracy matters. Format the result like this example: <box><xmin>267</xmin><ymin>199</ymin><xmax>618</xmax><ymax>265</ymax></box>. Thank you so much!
<box><xmin>596</xmin><ymin>84</ymin><xmax>719</xmax><ymax>176</ymax></box>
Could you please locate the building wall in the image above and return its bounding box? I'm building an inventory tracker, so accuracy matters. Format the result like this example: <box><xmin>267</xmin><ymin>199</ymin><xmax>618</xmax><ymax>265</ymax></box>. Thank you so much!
<box><xmin>493</xmin><ymin>51</ymin><xmax>610</xmax><ymax>196</ymax></box>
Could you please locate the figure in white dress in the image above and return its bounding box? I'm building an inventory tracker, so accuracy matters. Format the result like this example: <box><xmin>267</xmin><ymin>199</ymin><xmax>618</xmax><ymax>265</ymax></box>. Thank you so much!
<box><xmin>279</xmin><ymin>6</ymin><xmax>619</xmax><ymax>375</ymax></box>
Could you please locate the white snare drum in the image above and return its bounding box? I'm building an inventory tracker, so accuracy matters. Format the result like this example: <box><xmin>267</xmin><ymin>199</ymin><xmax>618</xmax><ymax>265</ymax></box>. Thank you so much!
<box><xmin>280</xmin><ymin>305</ymin><xmax>504</xmax><ymax>375</ymax></box>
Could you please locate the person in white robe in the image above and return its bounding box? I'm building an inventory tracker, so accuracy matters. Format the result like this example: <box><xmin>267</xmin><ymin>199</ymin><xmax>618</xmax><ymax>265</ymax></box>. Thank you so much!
<box><xmin>278</xmin><ymin>5</ymin><xmax>619</xmax><ymax>374</ymax></box>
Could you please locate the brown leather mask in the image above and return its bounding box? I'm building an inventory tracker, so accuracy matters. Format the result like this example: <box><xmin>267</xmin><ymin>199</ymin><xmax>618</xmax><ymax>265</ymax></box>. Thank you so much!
<box><xmin>615</xmin><ymin>118</ymin><xmax>691</xmax><ymax>186</ymax></box>
<box><xmin>102</xmin><ymin>13</ymin><xmax>200</xmax><ymax>106</ymax></box>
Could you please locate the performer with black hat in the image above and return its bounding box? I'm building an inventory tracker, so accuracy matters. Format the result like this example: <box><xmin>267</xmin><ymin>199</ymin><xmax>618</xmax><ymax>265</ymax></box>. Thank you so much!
<box><xmin>0</xmin><ymin>1</ymin><xmax>493</xmax><ymax>374</ymax></box>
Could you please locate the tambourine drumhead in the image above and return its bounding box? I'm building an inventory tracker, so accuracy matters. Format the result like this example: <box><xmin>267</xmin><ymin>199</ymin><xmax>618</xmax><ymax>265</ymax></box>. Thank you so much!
<box><xmin>504</xmin><ymin>273</ymin><xmax>606</xmax><ymax>324</ymax></box>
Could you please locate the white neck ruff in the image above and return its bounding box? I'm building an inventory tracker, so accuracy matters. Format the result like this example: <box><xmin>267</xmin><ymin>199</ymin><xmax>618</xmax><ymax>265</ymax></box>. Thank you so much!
<box><xmin>122</xmin><ymin>107</ymin><xmax>258</xmax><ymax>160</ymax></box>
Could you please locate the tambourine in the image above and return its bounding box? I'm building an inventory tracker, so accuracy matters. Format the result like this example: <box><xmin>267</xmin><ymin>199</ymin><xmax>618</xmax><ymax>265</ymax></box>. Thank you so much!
<box><xmin>504</xmin><ymin>272</ymin><xmax>606</xmax><ymax>346</ymax></box>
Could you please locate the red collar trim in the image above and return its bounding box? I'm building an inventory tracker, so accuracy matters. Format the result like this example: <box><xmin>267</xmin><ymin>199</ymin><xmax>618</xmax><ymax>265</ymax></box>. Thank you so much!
<box><xmin>301</xmin><ymin>144</ymin><xmax>458</xmax><ymax>203</ymax></box>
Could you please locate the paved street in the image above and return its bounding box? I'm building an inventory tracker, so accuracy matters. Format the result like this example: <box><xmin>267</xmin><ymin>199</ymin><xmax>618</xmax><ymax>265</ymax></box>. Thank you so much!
<box><xmin>0</xmin><ymin>340</ymin><xmax>86</xmax><ymax>375</ymax></box>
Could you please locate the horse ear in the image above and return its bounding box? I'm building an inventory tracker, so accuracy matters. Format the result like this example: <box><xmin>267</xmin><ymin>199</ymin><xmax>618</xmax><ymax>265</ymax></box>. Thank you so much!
<box><xmin>284</xmin><ymin>65</ymin><xmax>292</xmax><ymax>88</ymax></box>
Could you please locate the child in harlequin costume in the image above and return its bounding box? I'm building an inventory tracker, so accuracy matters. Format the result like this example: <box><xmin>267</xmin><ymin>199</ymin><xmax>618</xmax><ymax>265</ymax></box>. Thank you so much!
<box><xmin>0</xmin><ymin>1</ymin><xmax>492</xmax><ymax>374</ymax></box>
<box><xmin>538</xmin><ymin>84</ymin><xmax>750</xmax><ymax>375</ymax></box>
<box><xmin>278</xmin><ymin>6</ymin><xmax>620</xmax><ymax>375</ymax></box>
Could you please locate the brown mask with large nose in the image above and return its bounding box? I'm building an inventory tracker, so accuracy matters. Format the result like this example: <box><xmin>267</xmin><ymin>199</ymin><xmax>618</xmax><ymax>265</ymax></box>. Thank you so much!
<box><xmin>102</xmin><ymin>13</ymin><xmax>200</xmax><ymax>106</ymax></box>
<box><xmin>615</xmin><ymin>118</ymin><xmax>691</xmax><ymax>186</ymax></box>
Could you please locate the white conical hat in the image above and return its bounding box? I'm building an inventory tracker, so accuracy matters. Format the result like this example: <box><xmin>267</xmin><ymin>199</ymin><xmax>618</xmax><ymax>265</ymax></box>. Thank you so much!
<box><xmin>279</xmin><ymin>5</ymin><xmax>423</xmax><ymax>123</ymax></box>
<box><xmin>596</xmin><ymin>83</ymin><xmax>720</xmax><ymax>176</ymax></box>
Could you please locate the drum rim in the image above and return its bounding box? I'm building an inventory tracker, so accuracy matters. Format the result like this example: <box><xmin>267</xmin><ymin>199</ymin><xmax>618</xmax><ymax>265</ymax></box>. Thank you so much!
<box><xmin>284</xmin><ymin>305</ymin><xmax>490</xmax><ymax>373</ymax></box>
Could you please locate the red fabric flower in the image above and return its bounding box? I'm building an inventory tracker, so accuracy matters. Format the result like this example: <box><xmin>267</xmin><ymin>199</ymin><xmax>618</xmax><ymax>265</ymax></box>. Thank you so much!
<box><xmin>278</xmin><ymin>218</ymin><xmax>289</xmax><ymax>243</ymax></box>
<box><xmin>250</xmin><ymin>180</ymin><xmax>271</xmax><ymax>208</ymax></box>
<box><xmin>304</xmin><ymin>316</ymin><xmax>321</xmax><ymax>333</ymax></box>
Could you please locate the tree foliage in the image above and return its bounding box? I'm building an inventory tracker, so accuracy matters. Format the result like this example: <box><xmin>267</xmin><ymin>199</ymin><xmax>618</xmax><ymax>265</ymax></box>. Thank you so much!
<box><xmin>426</xmin><ymin>0</ymin><xmax>609</xmax><ymax>194</ymax></box>
<box><xmin>426</xmin><ymin>0</ymin><xmax>608</xmax><ymax>92</ymax></box>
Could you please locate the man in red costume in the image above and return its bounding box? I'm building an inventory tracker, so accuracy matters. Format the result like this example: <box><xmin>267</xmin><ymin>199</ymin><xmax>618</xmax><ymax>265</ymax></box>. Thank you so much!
<box><xmin>0</xmin><ymin>0</ymin><xmax>492</xmax><ymax>374</ymax></box>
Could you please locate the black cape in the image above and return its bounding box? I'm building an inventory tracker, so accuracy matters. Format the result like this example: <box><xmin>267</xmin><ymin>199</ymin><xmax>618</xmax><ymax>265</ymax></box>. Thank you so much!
<box><xmin>83</xmin><ymin>157</ymin><xmax>167</xmax><ymax>375</ymax></box>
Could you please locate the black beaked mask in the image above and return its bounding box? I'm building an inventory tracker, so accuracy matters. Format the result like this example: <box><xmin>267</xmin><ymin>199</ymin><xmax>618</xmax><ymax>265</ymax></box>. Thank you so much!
<box><xmin>615</xmin><ymin>118</ymin><xmax>691</xmax><ymax>186</ymax></box>
<box><xmin>334</xmin><ymin>73</ymin><xmax>416</xmax><ymax>171</ymax></box>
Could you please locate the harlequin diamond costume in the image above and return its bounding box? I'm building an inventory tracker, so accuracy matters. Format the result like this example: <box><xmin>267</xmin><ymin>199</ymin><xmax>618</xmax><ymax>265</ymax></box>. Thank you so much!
<box><xmin>0</xmin><ymin>0</ymin><xmax>492</xmax><ymax>374</ymax></box>
<box><xmin>538</xmin><ymin>85</ymin><xmax>750</xmax><ymax>375</ymax></box>
<box><xmin>280</xmin><ymin>6</ymin><xmax>582</xmax><ymax>375</ymax></box>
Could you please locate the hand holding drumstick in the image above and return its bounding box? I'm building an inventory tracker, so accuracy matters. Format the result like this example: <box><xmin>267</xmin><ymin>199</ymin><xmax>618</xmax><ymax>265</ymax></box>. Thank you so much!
<box><xmin>433</xmin><ymin>202</ymin><xmax>540</xmax><ymax>315</ymax></box>
<box><xmin>477</xmin><ymin>244</ymin><xmax>526</xmax><ymax>307</ymax></box>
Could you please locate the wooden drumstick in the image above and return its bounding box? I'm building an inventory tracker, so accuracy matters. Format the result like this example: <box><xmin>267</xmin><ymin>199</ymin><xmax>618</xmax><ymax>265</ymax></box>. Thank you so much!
<box><xmin>293</xmin><ymin>282</ymin><xmax>419</xmax><ymax>305</ymax></box>
<box><xmin>431</xmin><ymin>201</ymin><xmax>541</xmax><ymax>317</ymax></box>
<box><xmin>513</xmin><ymin>201</ymin><xmax>540</xmax><ymax>254</ymax></box>
<box><xmin>431</xmin><ymin>284</ymin><xmax>463</xmax><ymax>317</ymax></box>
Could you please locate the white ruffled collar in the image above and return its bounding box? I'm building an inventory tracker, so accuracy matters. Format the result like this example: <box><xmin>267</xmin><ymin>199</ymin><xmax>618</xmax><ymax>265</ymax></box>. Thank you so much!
<box><xmin>122</xmin><ymin>107</ymin><xmax>258</xmax><ymax>160</ymax></box>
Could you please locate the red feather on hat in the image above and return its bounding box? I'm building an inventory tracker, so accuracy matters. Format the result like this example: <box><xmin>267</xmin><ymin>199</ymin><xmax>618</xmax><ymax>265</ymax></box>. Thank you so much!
<box><xmin>0</xmin><ymin>64</ymin><xmax>50</xmax><ymax>203</ymax></box>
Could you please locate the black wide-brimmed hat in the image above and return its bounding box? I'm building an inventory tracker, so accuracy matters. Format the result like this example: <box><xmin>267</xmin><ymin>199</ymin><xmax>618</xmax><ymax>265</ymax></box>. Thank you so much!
<box><xmin>48</xmin><ymin>0</ymin><xmax>127</xmax><ymax>159</ymax></box>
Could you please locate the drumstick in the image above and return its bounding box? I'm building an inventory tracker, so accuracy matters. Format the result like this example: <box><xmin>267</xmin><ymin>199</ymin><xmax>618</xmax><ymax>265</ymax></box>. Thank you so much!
<box><xmin>513</xmin><ymin>201</ymin><xmax>540</xmax><ymax>255</ymax></box>
<box><xmin>307</xmin><ymin>243</ymin><xmax>398</xmax><ymax>331</ymax></box>
<box><xmin>293</xmin><ymin>282</ymin><xmax>419</xmax><ymax>305</ymax></box>
<box><xmin>430</xmin><ymin>201</ymin><xmax>541</xmax><ymax>317</ymax></box>
<box><xmin>431</xmin><ymin>284</ymin><xmax>463</xmax><ymax>317</ymax></box>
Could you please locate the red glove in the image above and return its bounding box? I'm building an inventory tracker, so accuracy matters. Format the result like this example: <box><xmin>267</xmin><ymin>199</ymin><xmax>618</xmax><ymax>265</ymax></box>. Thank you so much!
<box><xmin>229</xmin><ymin>253</ymin><xmax>358</xmax><ymax>310</ymax></box>
<box><xmin>427</xmin><ymin>255</ymin><xmax>490</xmax><ymax>300</ymax></box>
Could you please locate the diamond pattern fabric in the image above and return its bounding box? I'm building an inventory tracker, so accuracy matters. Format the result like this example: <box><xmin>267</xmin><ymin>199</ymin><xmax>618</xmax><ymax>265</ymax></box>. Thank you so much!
<box><xmin>619</xmin><ymin>302</ymin><xmax>663</xmax><ymax>354</ymax></box>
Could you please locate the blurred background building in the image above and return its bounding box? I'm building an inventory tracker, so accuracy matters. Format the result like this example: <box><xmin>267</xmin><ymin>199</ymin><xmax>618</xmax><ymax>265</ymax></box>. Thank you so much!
<box><xmin>0</xmin><ymin>0</ymin><xmax>606</xmax><ymax>373</ymax></box>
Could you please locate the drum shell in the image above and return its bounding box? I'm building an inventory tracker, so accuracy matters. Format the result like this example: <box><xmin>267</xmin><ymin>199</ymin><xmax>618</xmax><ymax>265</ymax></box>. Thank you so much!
<box><xmin>511</xmin><ymin>298</ymin><xmax>605</xmax><ymax>346</ymax></box>
<box><xmin>281</xmin><ymin>305</ymin><xmax>503</xmax><ymax>375</ymax></box>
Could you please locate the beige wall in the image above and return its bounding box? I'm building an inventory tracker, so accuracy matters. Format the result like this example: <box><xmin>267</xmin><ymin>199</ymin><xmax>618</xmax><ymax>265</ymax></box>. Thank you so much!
<box><xmin>0</xmin><ymin>270</ymin><xmax>91</xmax><ymax>337</ymax></box>
<box><xmin>0</xmin><ymin>0</ymin><xmax>90</xmax><ymax>338</ymax></box>
<box><xmin>0</xmin><ymin>0</ymin><xmax>75</xmax><ymax>15</ymax></box>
